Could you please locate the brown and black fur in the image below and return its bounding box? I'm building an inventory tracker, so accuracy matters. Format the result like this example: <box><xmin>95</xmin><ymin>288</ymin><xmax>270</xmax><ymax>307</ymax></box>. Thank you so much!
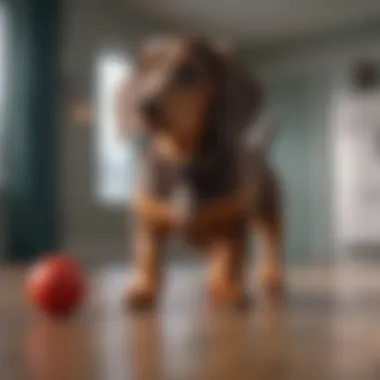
<box><xmin>117</xmin><ymin>35</ymin><xmax>283</xmax><ymax>309</ymax></box>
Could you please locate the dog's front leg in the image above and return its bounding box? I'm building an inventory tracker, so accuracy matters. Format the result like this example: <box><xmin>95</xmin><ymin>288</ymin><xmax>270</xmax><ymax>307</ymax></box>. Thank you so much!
<box><xmin>126</xmin><ymin>223</ymin><xmax>168</xmax><ymax>310</ymax></box>
<box><xmin>206</xmin><ymin>229</ymin><xmax>249</xmax><ymax>308</ymax></box>
<box><xmin>126</xmin><ymin>196</ymin><xmax>171</xmax><ymax>310</ymax></box>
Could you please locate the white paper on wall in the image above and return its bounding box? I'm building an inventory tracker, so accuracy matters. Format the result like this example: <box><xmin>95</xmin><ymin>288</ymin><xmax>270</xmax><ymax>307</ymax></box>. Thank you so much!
<box><xmin>95</xmin><ymin>54</ymin><xmax>141</xmax><ymax>206</ymax></box>
<box><xmin>334</xmin><ymin>90</ymin><xmax>380</xmax><ymax>244</ymax></box>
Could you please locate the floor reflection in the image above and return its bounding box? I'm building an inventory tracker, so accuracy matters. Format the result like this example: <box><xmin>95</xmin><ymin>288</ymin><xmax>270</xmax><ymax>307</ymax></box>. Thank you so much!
<box><xmin>26</xmin><ymin>316</ymin><xmax>94</xmax><ymax>380</ymax></box>
<box><xmin>0</xmin><ymin>264</ymin><xmax>377</xmax><ymax>380</ymax></box>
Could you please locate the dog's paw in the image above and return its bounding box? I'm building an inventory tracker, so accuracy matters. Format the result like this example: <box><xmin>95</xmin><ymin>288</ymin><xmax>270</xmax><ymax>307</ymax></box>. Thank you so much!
<box><xmin>208</xmin><ymin>283</ymin><xmax>252</xmax><ymax>309</ymax></box>
<box><xmin>260</xmin><ymin>267</ymin><xmax>284</xmax><ymax>296</ymax></box>
<box><xmin>124</xmin><ymin>283</ymin><xmax>158</xmax><ymax>311</ymax></box>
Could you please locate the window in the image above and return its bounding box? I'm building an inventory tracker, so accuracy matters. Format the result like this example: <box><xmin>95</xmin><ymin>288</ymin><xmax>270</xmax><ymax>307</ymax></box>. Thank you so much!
<box><xmin>95</xmin><ymin>53</ymin><xmax>140</xmax><ymax>206</ymax></box>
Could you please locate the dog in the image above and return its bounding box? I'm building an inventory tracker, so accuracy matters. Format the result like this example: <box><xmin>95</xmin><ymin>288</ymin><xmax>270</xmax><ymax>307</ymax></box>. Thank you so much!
<box><xmin>117</xmin><ymin>35</ymin><xmax>283</xmax><ymax>309</ymax></box>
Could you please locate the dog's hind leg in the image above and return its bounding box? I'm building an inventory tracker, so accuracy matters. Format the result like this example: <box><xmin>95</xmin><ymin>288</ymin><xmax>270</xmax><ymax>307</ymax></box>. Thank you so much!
<box><xmin>255</xmin><ymin>176</ymin><xmax>284</xmax><ymax>295</ymax></box>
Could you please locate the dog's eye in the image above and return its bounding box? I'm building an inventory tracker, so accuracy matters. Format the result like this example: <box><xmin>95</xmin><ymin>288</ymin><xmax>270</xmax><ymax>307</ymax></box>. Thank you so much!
<box><xmin>173</xmin><ymin>63</ymin><xmax>201</xmax><ymax>87</ymax></box>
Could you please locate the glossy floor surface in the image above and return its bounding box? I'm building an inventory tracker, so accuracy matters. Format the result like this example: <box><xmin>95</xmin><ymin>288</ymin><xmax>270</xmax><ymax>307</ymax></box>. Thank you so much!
<box><xmin>1</xmin><ymin>262</ymin><xmax>380</xmax><ymax>380</ymax></box>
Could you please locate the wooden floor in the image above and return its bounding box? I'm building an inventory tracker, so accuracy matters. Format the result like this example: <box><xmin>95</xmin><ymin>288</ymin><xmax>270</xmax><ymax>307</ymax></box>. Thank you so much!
<box><xmin>1</xmin><ymin>262</ymin><xmax>380</xmax><ymax>380</ymax></box>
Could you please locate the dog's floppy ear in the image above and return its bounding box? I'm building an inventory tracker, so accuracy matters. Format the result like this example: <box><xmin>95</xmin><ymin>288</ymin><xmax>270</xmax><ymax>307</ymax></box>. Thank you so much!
<box><xmin>208</xmin><ymin>55</ymin><xmax>263</xmax><ymax>143</ymax></box>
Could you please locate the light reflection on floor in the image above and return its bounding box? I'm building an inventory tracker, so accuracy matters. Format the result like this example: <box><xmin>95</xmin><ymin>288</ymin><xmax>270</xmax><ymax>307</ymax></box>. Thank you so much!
<box><xmin>0</xmin><ymin>263</ymin><xmax>380</xmax><ymax>379</ymax></box>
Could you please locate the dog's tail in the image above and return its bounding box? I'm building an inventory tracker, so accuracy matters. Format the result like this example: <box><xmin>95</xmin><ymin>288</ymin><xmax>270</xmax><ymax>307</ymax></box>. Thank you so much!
<box><xmin>242</xmin><ymin>119</ymin><xmax>280</xmax><ymax>153</ymax></box>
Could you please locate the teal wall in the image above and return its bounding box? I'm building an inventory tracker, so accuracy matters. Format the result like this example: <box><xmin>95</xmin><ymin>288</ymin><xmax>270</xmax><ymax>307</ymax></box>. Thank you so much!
<box><xmin>5</xmin><ymin>0</ymin><xmax>61</xmax><ymax>261</ymax></box>
<box><xmin>245</xmin><ymin>18</ymin><xmax>380</xmax><ymax>264</ymax></box>
<box><xmin>262</xmin><ymin>71</ymin><xmax>332</xmax><ymax>265</ymax></box>
<box><xmin>1</xmin><ymin>0</ymin><xmax>161</xmax><ymax>261</ymax></box>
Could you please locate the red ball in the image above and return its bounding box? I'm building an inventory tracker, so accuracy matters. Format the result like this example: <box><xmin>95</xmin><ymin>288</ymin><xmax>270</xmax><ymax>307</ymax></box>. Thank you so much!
<box><xmin>26</xmin><ymin>255</ymin><xmax>87</xmax><ymax>317</ymax></box>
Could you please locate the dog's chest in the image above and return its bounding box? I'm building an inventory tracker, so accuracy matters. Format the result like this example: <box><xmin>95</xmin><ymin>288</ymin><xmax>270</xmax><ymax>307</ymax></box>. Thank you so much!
<box><xmin>172</xmin><ymin>162</ymin><xmax>237</xmax><ymax>225</ymax></box>
<box><xmin>142</xmin><ymin>148</ymin><xmax>240</xmax><ymax>213</ymax></box>
<box><xmin>165</xmin><ymin>159</ymin><xmax>236</xmax><ymax>202</ymax></box>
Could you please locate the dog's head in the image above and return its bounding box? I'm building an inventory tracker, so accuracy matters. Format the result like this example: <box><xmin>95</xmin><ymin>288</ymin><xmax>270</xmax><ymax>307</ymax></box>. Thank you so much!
<box><xmin>117</xmin><ymin>35</ymin><xmax>262</xmax><ymax>163</ymax></box>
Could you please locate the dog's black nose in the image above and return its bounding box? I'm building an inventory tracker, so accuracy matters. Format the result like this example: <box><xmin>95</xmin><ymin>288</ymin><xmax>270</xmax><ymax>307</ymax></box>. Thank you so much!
<box><xmin>139</xmin><ymin>98</ymin><xmax>160</xmax><ymax>121</ymax></box>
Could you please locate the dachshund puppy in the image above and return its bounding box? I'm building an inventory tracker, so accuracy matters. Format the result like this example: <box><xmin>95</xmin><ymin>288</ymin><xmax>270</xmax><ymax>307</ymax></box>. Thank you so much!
<box><xmin>117</xmin><ymin>35</ymin><xmax>283</xmax><ymax>309</ymax></box>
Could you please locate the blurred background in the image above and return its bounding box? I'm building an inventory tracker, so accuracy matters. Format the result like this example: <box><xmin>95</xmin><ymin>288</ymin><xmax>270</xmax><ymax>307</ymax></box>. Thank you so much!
<box><xmin>2</xmin><ymin>0</ymin><xmax>380</xmax><ymax>268</ymax></box>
